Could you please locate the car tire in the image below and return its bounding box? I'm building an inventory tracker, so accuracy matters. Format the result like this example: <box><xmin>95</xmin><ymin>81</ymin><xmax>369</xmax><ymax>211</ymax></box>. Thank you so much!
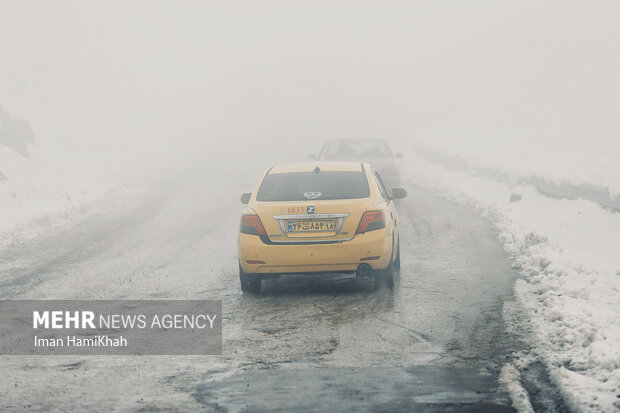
<box><xmin>374</xmin><ymin>235</ymin><xmax>397</xmax><ymax>290</ymax></box>
<box><xmin>239</xmin><ymin>265</ymin><xmax>261</xmax><ymax>294</ymax></box>
<box><xmin>374</xmin><ymin>262</ymin><xmax>395</xmax><ymax>290</ymax></box>
<box><xmin>383</xmin><ymin>263</ymin><xmax>395</xmax><ymax>289</ymax></box>
<box><xmin>382</xmin><ymin>235</ymin><xmax>398</xmax><ymax>289</ymax></box>
<box><xmin>393</xmin><ymin>236</ymin><xmax>401</xmax><ymax>271</ymax></box>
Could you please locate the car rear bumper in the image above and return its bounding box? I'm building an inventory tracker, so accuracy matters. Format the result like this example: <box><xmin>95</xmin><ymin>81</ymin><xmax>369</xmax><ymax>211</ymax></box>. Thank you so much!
<box><xmin>238</xmin><ymin>229</ymin><xmax>393</xmax><ymax>274</ymax></box>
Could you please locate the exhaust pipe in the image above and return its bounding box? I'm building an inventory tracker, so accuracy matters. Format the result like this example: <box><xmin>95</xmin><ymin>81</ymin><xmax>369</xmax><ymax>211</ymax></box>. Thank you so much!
<box><xmin>356</xmin><ymin>263</ymin><xmax>372</xmax><ymax>277</ymax></box>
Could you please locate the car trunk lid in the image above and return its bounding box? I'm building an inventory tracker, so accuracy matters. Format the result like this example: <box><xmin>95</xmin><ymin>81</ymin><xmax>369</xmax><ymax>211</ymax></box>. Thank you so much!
<box><xmin>253</xmin><ymin>199</ymin><xmax>372</xmax><ymax>242</ymax></box>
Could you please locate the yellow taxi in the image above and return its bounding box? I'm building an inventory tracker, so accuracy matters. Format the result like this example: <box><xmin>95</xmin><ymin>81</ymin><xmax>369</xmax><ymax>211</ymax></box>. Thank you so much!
<box><xmin>237</xmin><ymin>162</ymin><xmax>407</xmax><ymax>293</ymax></box>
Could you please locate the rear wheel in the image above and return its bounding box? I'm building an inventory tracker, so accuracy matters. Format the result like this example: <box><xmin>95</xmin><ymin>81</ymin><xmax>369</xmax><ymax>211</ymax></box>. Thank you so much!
<box><xmin>374</xmin><ymin>264</ymin><xmax>394</xmax><ymax>289</ymax></box>
<box><xmin>239</xmin><ymin>265</ymin><xmax>261</xmax><ymax>294</ymax></box>
<box><xmin>393</xmin><ymin>236</ymin><xmax>401</xmax><ymax>271</ymax></box>
<box><xmin>381</xmin><ymin>235</ymin><xmax>399</xmax><ymax>289</ymax></box>
<box><xmin>383</xmin><ymin>262</ymin><xmax>395</xmax><ymax>289</ymax></box>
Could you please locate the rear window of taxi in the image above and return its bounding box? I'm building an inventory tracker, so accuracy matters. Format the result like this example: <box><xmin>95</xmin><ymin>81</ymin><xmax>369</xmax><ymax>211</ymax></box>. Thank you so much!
<box><xmin>256</xmin><ymin>171</ymin><xmax>370</xmax><ymax>202</ymax></box>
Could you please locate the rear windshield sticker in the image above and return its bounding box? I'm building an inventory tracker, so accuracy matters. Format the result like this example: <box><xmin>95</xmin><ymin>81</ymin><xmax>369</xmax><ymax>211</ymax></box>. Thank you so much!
<box><xmin>304</xmin><ymin>191</ymin><xmax>322</xmax><ymax>200</ymax></box>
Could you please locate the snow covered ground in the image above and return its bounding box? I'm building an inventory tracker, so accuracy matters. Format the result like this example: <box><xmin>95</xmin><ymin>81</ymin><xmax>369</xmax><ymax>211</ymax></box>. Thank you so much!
<box><xmin>0</xmin><ymin>143</ymin><xmax>121</xmax><ymax>250</ymax></box>
<box><xmin>408</xmin><ymin>137</ymin><xmax>620</xmax><ymax>201</ymax></box>
<box><xmin>403</xmin><ymin>150</ymin><xmax>620</xmax><ymax>412</ymax></box>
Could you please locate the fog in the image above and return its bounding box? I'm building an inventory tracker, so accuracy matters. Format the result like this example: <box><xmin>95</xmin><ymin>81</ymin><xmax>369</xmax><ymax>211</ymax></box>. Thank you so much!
<box><xmin>1</xmin><ymin>1</ymin><xmax>619</xmax><ymax>184</ymax></box>
<box><xmin>3</xmin><ymin>4</ymin><xmax>620</xmax><ymax>410</ymax></box>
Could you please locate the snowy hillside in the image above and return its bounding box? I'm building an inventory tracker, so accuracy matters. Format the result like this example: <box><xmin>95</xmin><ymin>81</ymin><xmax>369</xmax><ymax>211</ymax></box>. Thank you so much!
<box><xmin>0</xmin><ymin>107</ymin><xmax>112</xmax><ymax>245</ymax></box>
<box><xmin>403</xmin><ymin>150</ymin><xmax>620</xmax><ymax>412</ymax></box>
<box><xmin>410</xmin><ymin>138</ymin><xmax>620</xmax><ymax>202</ymax></box>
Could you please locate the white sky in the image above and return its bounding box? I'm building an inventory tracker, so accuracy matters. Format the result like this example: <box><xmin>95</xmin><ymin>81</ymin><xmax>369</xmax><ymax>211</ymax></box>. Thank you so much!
<box><xmin>1</xmin><ymin>1</ymin><xmax>619</xmax><ymax>178</ymax></box>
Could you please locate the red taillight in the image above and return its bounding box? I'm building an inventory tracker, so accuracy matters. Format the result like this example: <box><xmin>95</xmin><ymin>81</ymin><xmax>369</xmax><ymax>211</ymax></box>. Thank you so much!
<box><xmin>240</xmin><ymin>215</ymin><xmax>266</xmax><ymax>236</ymax></box>
<box><xmin>356</xmin><ymin>210</ymin><xmax>386</xmax><ymax>234</ymax></box>
<box><xmin>381</xmin><ymin>168</ymin><xmax>398</xmax><ymax>176</ymax></box>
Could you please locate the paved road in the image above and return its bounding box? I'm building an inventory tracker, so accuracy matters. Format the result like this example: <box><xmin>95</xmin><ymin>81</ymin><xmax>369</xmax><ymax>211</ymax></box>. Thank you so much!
<box><xmin>0</xmin><ymin>171</ymin><xmax>559</xmax><ymax>412</ymax></box>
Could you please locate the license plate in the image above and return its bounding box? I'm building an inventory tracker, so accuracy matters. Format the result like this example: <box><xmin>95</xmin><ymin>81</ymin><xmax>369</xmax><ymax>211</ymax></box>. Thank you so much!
<box><xmin>287</xmin><ymin>220</ymin><xmax>336</xmax><ymax>233</ymax></box>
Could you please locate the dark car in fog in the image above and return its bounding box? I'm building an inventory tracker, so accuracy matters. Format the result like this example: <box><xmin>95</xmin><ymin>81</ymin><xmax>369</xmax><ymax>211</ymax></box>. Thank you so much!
<box><xmin>309</xmin><ymin>139</ymin><xmax>403</xmax><ymax>190</ymax></box>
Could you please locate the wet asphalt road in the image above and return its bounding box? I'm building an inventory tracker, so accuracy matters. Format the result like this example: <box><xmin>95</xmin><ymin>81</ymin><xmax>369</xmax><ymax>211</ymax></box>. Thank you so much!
<box><xmin>0</xmin><ymin>175</ymin><xmax>534</xmax><ymax>412</ymax></box>
<box><xmin>198</xmin><ymin>186</ymin><xmax>524</xmax><ymax>412</ymax></box>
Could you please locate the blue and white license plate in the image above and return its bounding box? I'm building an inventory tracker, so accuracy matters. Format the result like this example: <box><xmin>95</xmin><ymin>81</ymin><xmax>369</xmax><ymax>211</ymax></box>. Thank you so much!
<box><xmin>287</xmin><ymin>220</ymin><xmax>336</xmax><ymax>233</ymax></box>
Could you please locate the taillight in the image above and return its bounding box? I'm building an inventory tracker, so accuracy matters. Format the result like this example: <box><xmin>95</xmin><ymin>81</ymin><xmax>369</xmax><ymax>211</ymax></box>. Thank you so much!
<box><xmin>240</xmin><ymin>215</ymin><xmax>266</xmax><ymax>236</ymax></box>
<box><xmin>381</xmin><ymin>168</ymin><xmax>398</xmax><ymax>176</ymax></box>
<box><xmin>356</xmin><ymin>210</ymin><xmax>386</xmax><ymax>234</ymax></box>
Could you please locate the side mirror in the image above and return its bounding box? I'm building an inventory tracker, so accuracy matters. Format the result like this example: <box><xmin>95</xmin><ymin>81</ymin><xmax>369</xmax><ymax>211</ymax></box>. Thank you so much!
<box><xmin>391</xmin><ymin>188</ymin><xmax>407</xmax><ymax>199</ymax></box>
<box><xmin>307</xmin><ymin>153</ymin><xmax>318</xmax><ymax>160</ymax></box>
<box><xmin>240</xmin><ymin>193</ymin><xmax>251</xmax><ymax>204</ymax></box>
<box><xmin>395</xmin><ymin>153</ymin><xmax>404</xmax><ymax>159</ymax></box>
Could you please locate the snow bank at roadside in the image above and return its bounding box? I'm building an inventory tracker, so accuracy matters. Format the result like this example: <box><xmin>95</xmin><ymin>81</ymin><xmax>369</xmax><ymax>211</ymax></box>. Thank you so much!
<box><xmin>0</xmin><ymin>146</ymin><xmax>118</xmax><ymax>248</ymax></box>
<box><xmin>402</xmin><ymin>152</ymin><xmax>620</xmax><ymax>412</ymax></box>
<box><xmin>410</xmin><ymin>138</ymin><xmax>620</xmax><ymax>200</ymax></box>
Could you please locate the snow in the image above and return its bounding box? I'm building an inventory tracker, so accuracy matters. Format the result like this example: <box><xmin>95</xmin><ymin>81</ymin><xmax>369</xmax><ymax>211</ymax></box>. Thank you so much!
<box><xmin>402</xmin><ymin>151</ymin><xmax>620</xmax><ymax>412</ymax></box>
<box><xmin>410</xmin><ymin>139</ymin><xmax>620</xmax><ymax>201</ymax></box>
<box><xmin>0</xmin><ymin>145</ymin><xmax>117</xmax><ymax>248</ymax></box>
<box><xmin>499</xmin><ymin>363</ymin><xmax>535</xmax><ymax>413</ymax></box>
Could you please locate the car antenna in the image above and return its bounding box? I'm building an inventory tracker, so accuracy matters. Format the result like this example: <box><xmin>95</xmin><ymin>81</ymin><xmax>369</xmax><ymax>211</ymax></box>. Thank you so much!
<box><xmin>313</xmin><ymin>165</ymin><xmax>321</xmax><ymax>173</ymax></box>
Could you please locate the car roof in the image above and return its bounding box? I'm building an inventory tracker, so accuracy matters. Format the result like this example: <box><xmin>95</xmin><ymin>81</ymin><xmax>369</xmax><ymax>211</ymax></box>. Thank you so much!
<box><xmin>268</xmin><ymin>162</ymin><xmax>365</xmax><ymax>174</ymax></box>
<box><xmin>319</xmin><ymin>139</ymin><xmax>393</xmax><ymax>156</ymax></box>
